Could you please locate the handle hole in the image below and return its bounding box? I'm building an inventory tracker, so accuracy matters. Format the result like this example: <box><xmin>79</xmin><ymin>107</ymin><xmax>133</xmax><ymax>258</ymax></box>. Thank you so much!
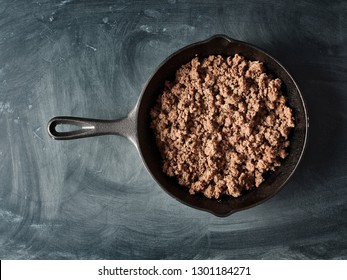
<box><xmin>48</xmin><ymin>118</ymin><xmax>96</xmax><ymax>140</ymax></box>
<box><xmin>55</xmin><ymin>124</ymin><xmax>83</xmax><ymax>133</ymax></box>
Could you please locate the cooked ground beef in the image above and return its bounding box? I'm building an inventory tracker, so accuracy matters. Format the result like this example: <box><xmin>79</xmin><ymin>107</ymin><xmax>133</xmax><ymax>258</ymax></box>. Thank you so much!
<box><xmin>150</xmin><ymin>54</ymin><xmax>295</xmax><ymax>199</ymax></box>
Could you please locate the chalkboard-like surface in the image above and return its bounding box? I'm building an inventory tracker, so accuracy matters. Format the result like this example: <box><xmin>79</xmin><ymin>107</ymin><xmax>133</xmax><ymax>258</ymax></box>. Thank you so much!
<box><xmin>0</xmin><ymin>0</ymin><xmax>346</xmax><ymax>259</ymax></box>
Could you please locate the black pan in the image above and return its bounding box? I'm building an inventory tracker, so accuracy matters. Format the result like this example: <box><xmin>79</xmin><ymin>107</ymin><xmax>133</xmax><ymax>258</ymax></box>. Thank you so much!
<box><xmin>47</xmin><ymin>34</ymin><xmax>308</xmax><ymax>217</ymax></box>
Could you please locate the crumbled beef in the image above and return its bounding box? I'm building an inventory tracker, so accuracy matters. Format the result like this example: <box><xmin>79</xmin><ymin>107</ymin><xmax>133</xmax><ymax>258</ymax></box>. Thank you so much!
<box><xmin>150</xmin><ymin>54</ymin><xmax>295</xmax><ymax>199</ymax></box>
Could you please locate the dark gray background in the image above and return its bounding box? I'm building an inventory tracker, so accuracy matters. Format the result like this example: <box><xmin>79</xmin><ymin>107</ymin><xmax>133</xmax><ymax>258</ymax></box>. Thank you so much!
<box><xmin>1</xmin><ymin>0</ymin><xmax>346</xmax><ymax>259</ymax></box>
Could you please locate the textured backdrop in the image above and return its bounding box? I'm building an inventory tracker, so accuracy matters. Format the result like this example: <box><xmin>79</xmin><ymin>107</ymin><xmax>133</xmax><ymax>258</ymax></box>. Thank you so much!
<box><xmin>0</xmin><ymin>0</ymin><xmax>346</xmax><ymax>259</ymax></box>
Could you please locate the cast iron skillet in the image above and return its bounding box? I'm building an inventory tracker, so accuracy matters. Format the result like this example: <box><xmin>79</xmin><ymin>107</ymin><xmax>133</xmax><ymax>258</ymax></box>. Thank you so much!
<box><xmin>47</xmin><ymin>34</ymin><xmax>308</xmax><ymax>217</ymax></box>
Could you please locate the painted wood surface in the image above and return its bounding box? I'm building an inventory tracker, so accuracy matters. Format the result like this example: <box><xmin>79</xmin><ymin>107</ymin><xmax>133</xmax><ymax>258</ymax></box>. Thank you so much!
<box><xmin>0</xmin><ymin>0</ymin><xmax>346</xmax><ymax>259</ymax></box>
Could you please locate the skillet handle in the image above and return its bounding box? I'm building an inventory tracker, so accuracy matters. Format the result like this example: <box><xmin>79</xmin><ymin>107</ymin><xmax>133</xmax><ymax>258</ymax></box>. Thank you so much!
<box><xmin>47</xmin><ymin>116</ymin><xmax>135</xmax><ymax>140</ymax></box>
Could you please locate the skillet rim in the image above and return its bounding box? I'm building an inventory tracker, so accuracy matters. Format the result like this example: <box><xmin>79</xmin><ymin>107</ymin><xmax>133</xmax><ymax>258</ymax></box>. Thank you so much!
<box><xmin>136</xmin><ymin>34</ymin><xmax>308</xmax><ymax>217</ymax></box>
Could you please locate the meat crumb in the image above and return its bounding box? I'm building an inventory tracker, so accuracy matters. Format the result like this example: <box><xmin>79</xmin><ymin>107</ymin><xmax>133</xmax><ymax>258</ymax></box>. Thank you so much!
<box><xmin>150</xmin><ymin>54</ymin><xmax>295</xmax><ymax>199</ymax></box>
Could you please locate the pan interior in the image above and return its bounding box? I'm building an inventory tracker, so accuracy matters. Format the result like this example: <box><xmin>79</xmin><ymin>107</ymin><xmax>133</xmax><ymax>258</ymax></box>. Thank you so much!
<box><xmin>137</xmin><ymin>35</ymin><xmax>307</xmax><ymax>216</ymax></box>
